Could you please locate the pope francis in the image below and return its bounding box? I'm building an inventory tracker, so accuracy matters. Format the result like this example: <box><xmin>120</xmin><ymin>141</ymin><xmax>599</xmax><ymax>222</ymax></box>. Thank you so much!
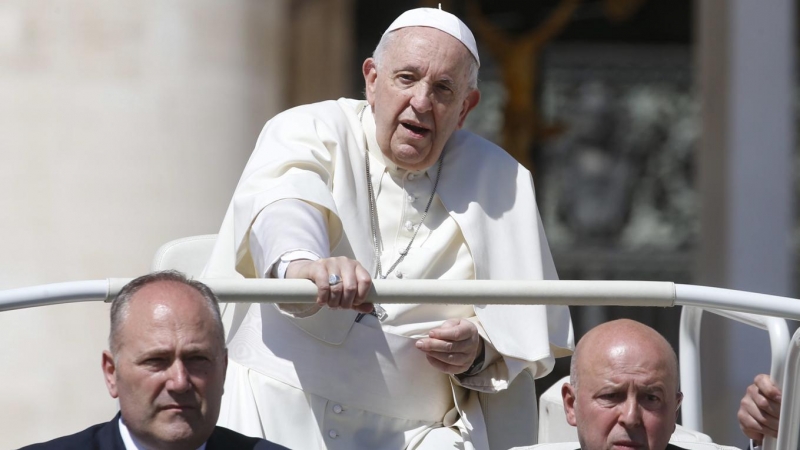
<box><xmin>202</xmin><ymin>7</ymin><xmax>574</xmax><ymax>450</ymax></box>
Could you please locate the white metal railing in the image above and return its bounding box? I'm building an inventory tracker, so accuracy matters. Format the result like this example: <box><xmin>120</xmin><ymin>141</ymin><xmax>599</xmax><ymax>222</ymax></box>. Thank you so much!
<box><xmin>778</xmin><ymin>328</ymin><xmax>800</xmax><ymax>450</ymax></box>
<box><xmin>2</xmin><ymin>279</ymin><xmax>800</xmax><ymax>449</ymax></box>
<box><xmin>679</xmin><ymin>306</ymin><xmax>790</xmax><ymax>450</ymax></box>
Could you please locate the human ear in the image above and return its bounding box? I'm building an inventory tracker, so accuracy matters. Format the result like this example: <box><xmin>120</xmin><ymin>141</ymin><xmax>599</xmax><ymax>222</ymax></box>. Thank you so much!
<box><xmin>457</xmin><ymin>89</ymin><xmax>481</xmax><ymax>128</ymax></box>
<box><xmin>563</xmin><ymin>382</ymin><xmax>578</xmax><ymax>426</ymax></box>
<box><xmin>102</xmin><ymin>350</ymin><xmax>120</xmax><ymax>399</ymax></box>
<box><xmin>674</xmin><ymin>392</ymin><xmax>684</xmax><ymax>425</ymax></box>
<box><xmin>362</xmin><ymin>58</ymin><xmax>378</xmax><ymax>105</ymax></box>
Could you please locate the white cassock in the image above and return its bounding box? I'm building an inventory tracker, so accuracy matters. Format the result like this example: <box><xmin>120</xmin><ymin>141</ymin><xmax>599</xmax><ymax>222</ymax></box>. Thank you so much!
<box><xmin>202</xmin><ymin>98</ymin><xmax>574</xmax><ymax>450</ymax></box>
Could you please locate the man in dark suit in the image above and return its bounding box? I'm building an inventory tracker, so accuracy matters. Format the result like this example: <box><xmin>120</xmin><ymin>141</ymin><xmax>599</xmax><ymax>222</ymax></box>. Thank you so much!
<box><xmin>561</xmin><ymin>319</ymin><xmax>684</xmax><ymax>450</ymax></box>
<box><xmin>21</xmin><ymin>271</ymin><xmax>287</xmax><ymax>450</ymax></box>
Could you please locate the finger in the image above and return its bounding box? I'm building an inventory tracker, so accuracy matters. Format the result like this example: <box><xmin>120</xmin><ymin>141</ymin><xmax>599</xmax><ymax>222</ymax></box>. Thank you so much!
<box><xmin>425</xmin><ymin>354</ymin><xmax>470</xmax><ymax>375</ymax></box>
<box><xmin>747</xmin><ymin>383</ymin><xmax>782</xmax><ymax>419</ymax></box>
<box><xmin>416</xmin><ymin>337</ymin><xmax>472</xmax><ymax>355</ymax></box>
<box><xmin>738</xmin><ymin>405</ymin><xmax>769</xmax><ymax>441</ymax></box>
<box><xmin>739</xmin><ymin>402</ymin><xmax>779</xmax><ymax>435</ymax></box>
<box><xmin>740</xmin><ymin>393</ymin><xmax>780</xmax><ymax>437</ymax></box>
<box><xmin>333</xmin><ymin>258</ymin><xmax>357</xmax><ymax>309</ymax></box>
<box><xmin>754</xmin><ymin>374</ymin><xmax>782</xmax><ymax>402</ymax></box>
<box><xmin>417</xmin><ymin>339</ymin><xmax>473</xmax><ymax>365</ymax></box>
<box><xmin>308</xmin><ymin>263</ymin><xmax>332</xmax><ymax>306</ymax></box>
<box><xmin>326</xmin><ymin>272</ymin><xmax>343</xmax><ymax>309</ymax></box>
<box><xmin>429</xmin><ymin>319</ymin><xmax>473</xmax><ymax>342</ymax></box>
<box><xmin>352</xmin><ymin>264</ymin><xmax>372</xmax><ymax>307</ymax></box>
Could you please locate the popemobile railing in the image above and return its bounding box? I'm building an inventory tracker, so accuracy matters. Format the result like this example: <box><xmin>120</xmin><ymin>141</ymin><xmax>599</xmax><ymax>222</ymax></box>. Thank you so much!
<box><xmin>1</xmin><ymin>279</ymin><xmax>799</xmax><ymax>450</ymax></box>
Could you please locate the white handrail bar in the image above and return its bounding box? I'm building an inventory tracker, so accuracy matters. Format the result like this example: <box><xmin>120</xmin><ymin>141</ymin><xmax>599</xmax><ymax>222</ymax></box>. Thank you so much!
<box><xmin>0</xmin><ymin>280</ymin><xmax>109</xmax><ymax>312</ymax></box>
<box><xmin>776</xmin><ymin>328</ymin><xmax>800</xmax><ymax>450</ymax></box>
<box><xmin>2</xmin><ymin>278</ymin><xmax>800</xmax><ymax>447</ymax></box>
<box><xmin>3</xmin><ymin>280</ymin><xmax>800</xmax><ymax>319</ymax></box>
<box><xmin>678</xmin><ymin>305</ymin><xmax>790</xmax><ymax>450</ymax></box>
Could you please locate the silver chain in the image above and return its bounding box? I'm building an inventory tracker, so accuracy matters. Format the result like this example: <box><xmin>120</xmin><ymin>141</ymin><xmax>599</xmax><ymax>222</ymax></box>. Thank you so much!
<box><xmin>365</xmin><ymin>140</ymin><xmax>444</xmax><ymax>280</ymax></box>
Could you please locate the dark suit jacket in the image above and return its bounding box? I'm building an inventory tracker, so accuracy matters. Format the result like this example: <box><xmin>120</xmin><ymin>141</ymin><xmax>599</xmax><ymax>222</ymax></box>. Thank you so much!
<box><xmin>19</xmin><ymin>413</ymin><xmax>289</xmax><ymax>450</ymax></box>
<box><xmin>575</xmin><ymin>445</ymin><xmax>689</xmax><ymax>450</ymax></box>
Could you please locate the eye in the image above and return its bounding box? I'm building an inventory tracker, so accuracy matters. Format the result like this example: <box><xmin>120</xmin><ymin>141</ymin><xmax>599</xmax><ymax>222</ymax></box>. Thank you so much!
<box><xmin>142</xmin><ymin>357</ymin><xmax>169</xmax><ymax>369</ymax></box>
<box><xmin>644</xmin><ymin>394</ymin><xmax>662</xmax><ymax>403</ymax></box>
<box><xmin>397</xmin><ymin>73</ymin><xmax>415</xmax><ymax>84</ymax></box>
<box><xmin>597</xmin><ymin>392</ymin><xmax>625</xmax><ymax>403</ymax></box>
<box><xmin>184</xmin><ymin>354</ymin><xmax>213</xmax><ymax>369</ymax></box>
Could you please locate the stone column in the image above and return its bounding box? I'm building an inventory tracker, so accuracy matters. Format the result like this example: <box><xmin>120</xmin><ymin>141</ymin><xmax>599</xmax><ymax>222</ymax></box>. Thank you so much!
<box><xmin>696</xmin><ymin>0</ymin><xmax>795</xmax><ymax>446</ymax></box>
<box><xmin>0</xmin><ymin>0</ymin><xmax>289</xmax><ymax>447</ymax></box>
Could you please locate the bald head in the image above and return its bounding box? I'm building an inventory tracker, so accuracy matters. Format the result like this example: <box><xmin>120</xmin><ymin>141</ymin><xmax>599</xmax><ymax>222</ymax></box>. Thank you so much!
<box><xmin>570</xmin><ymin>319</ymin><xmax>679</xmax><ymax>392</ymax></box>
<box><xmin>563</xmin><ymin>319</ymin><xmax>683</xmax><ymax>450</ymax></box>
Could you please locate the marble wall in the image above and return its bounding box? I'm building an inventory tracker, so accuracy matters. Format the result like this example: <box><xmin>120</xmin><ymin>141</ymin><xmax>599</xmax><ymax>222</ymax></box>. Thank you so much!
<box><xmin>0</xmin><ymin>1</ymin><xmax>288</xmax><ymax>447</ymax></box>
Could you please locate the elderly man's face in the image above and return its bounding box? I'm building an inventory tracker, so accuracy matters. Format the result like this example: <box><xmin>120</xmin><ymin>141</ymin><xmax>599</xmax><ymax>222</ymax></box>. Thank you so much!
<box><xmin>363</xmin><ymin>27</ymin><xmax>480</xmax><ymax>171</ymax></box>
<box><xmin>102</xmin><ymin>281</ymin><xmax>227</xmax><ymax>449</ymax></box>
<box><xmin>563</xmin><ymin>339</ymin><xmax>682</xmax><ymax>450</ymax></box>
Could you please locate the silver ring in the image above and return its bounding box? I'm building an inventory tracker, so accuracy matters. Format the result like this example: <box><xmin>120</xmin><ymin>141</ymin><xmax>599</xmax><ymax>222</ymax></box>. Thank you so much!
<box><xmin>328</xmin><ymin>274</ymin><xmax>342</xmax><ymax>286</ymax></box>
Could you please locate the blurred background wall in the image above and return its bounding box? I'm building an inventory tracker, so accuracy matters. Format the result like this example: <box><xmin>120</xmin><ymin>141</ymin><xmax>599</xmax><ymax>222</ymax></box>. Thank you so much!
<box><xmin>0</xmin><ymin>0</ymin><xmax>291</xmax><ymax>447</ymax></box>
<box><xmin>0</xmin><ymin>0</ymin><xmax>796</xmax><ymax>448</ymax></box>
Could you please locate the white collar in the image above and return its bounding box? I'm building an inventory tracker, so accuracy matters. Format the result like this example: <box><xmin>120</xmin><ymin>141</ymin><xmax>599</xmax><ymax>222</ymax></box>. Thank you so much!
<box><xmin>118</xmin><ymin>416</ymin><xmax>207</xmax><ymax>450</ymax></box>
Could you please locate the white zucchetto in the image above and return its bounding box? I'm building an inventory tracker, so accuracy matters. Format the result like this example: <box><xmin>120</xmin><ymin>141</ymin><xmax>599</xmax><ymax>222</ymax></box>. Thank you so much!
<box><xmin>383</xmin><ymin>7</ymin><xmax>480</xmax><ymax>67</ymax></box>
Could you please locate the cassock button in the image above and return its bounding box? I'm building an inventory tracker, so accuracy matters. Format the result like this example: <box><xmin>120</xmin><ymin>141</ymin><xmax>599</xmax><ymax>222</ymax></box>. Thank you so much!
<box><xmin>408</xmin><ymin>173</ymin><xmax>416</xmax><ymax>180</ymax></box>
<box><xmin>396</xmin><ymin>272</ymin><xmax>404</xmax><ymax>279</ymax></box>
<box><xmin>328</xmin><ymin>430</ymin><xmax>338</xmax><ymax>439</ymax></box>
<box><xmin>333</xmin><ymin>404</ymin><xmax>343</xmax><ymax>414</ymax></box>
<box><xmin>404</xmin><ymin>220</ymin><xmax>413</xmax><ymax>231</ymax></box>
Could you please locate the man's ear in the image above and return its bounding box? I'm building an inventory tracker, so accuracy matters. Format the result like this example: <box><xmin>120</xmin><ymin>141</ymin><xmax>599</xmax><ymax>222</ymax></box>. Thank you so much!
<box><xmin>674</xmin><ymin>391</ymin><xmax>684</xmax><ymax>429</ymax></box>
<box><xmin>102</xmin><ymin>350</ymin><xmax>119</xmax><ymax>399</ymax></box>
<box><xmin>457</xmin><ymin>89</ymin><xmax>481</xmax><ymax>129</ymax></box>
<box><xmin>362</xmin><ymin>58</ymin><xmax>378</xmax><ymax>105</ymax></box>
<box><xmin>562</xmin><ymin>382</ymin><xmax>578</xmax><ymax>426</ymax></box>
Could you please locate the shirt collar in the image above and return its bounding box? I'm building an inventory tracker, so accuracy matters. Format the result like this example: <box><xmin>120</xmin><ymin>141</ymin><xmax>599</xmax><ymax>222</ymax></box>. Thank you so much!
<box><xmin>359</xmin><ymin>103</ymin><xmax>441</xmax><ymax>180</ymax></box>
<box><xmin>118</xmin><ymin>416</ymin><xmax>207</xmax><ymax>450</ymax></box>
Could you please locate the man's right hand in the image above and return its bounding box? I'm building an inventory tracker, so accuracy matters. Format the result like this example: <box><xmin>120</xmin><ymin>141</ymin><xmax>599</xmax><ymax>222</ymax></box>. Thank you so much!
<box><xmin>286</xmin><ymin>257</ymin><xmax>374</xmax><ymax>313</ymax></box>
<box><xmin>738</xmin><ymin>373</ymin><xmax>782</xmax><ymax>442</ymax></box>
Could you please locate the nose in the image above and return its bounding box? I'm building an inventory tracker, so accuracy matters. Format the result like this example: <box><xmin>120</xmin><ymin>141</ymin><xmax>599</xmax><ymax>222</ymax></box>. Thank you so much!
<box><xmin>409</xmin><ymin>83</ymin><xmax>433</xmax><ymax>113</ymax></box>
<box><xmin>619</xmin><ymin>396</ymin><xmax>643</xmax><ymax>428</ymax></box>
<box><xmin>166</xmin><ymin>360</ymin><xmax>192</xmax><ymax>393</ymax></box>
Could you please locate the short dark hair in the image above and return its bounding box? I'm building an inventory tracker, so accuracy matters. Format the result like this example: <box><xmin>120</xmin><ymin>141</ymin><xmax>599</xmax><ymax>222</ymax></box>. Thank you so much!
<box><xmin>109</xmin><ymin>270</ymin><xmax>224</xmax><ymax>354</ymax></box>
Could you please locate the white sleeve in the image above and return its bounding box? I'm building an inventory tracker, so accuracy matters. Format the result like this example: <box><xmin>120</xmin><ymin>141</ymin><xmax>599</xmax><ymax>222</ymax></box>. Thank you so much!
<box><xmin>249</xmin><ymin>198</ymin><xmax>331</xmax><ymax>278</ymax></box>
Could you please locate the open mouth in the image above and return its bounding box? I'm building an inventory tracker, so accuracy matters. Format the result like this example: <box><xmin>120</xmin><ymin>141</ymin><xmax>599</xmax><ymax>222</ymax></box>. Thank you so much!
<box><xmin>401</xmin><ymin>122</ymin><xmax>429</xmax><ymax>135</ymax></box>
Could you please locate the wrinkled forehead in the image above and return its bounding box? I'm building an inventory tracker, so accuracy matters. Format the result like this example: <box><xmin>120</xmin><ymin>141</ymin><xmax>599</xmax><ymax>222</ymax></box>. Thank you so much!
<box><xmin>582</xmin><ymin>341</ymin><xmax>677</xmax><ymax>388</ymax></box>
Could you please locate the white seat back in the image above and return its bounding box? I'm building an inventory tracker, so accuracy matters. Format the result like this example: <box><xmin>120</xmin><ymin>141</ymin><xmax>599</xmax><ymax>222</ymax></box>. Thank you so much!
<box><xmin>151</xmin><ymin>234</ymin><xmax>217</xmax><ymax>275</ymax></box>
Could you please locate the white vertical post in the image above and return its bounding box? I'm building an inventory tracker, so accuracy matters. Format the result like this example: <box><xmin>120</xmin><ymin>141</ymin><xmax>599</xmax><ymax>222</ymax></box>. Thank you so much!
<box><xmin>696</xmin><ymin>0</ymin><xmax>795</xmax><ymax>446</ymax></box>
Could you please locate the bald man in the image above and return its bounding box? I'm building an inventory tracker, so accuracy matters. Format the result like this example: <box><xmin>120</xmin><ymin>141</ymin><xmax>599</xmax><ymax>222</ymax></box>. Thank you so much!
<box><xmin>22</xmin><ymin>271</ymin><xmax>287</xmax><ymax>450</ymax></box>
<box><xmin>516</xmin><ymin>319</ymin><xmax>738</xmax><ymax>450</ymax></box>
<box><xmin>562</xmin><ymin>319</ymin><xmax>684</xmax><ymax>450</ymax></box>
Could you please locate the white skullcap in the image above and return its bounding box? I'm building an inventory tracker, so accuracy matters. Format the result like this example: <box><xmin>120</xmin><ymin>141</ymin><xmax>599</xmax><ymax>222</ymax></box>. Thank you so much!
<box><xmin>384</xmin><ymin>7</ymin><xmax>480</xmax><ymax>67</ymax></box>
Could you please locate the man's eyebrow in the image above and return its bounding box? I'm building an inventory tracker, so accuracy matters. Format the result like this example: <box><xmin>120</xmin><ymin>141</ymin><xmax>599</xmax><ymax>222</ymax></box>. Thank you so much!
<box><xmin>135</xmin><ymin>348</ymin><xmax>172</xmax><ymax>360</ymax></box>
<box><xmin>641</xmin><ymin>384</ymin><xmax>667</xmax><ymax>394</ymax></box>
<box><xmin>393</xmin><ymin>65</ymin><xmax>421</xmax><ymax>74</ymax></box>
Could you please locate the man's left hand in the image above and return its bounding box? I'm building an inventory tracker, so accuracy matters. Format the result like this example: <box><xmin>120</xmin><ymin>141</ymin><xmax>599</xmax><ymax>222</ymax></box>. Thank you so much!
<box><xmin>416</xmin><ymin>319</ymin><xmax>483</xmax><ymax>374</ymax></box>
